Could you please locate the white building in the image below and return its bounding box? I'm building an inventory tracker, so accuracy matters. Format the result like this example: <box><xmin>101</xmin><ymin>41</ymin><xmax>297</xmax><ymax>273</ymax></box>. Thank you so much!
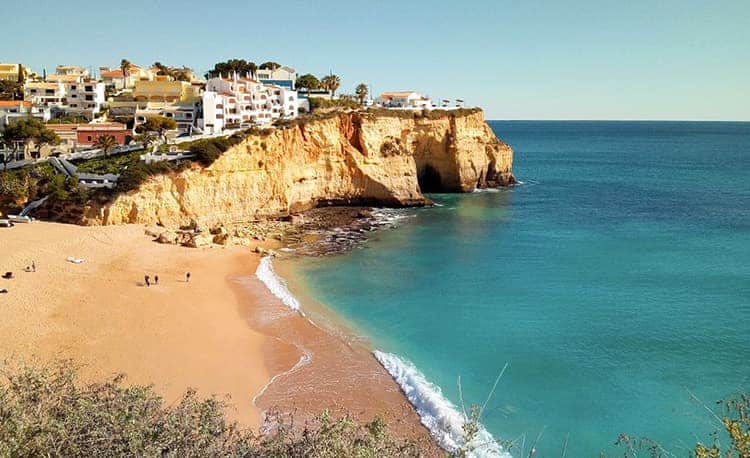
<box><xmin>0</xmin><ymin>101</ymin><xmax>51</xmax><ymax>131</ymax></box>
<box><xmin>54</xmin><ymin>65</ymin><xmax>89</xmax><ymax>77</ymax></box>
<box><xmin>134</xmin><ymin>103</ymin><xmax>198</xmax><ymax>134</ymax></box>
<box><xmin>376</xmin><ymin>91</ymin><xmax>432</xmax><ymax>109</ymax></box>
<box><xmin>24</xmin><ymin>81</ymin><xmax>66</xmax><ymax>107</ymax></box>
<box><xmin>23</xmin><ymin>78</ymin><xmax>105</xmax><ymax>116</ymax></box>
<box><xmin>200</xmin><ymin>75</ymin><xmax>298</xmax><ymax>134</ymax></box>
<box><xmin>65</xmin><ymin>80</ymin><xmax>106</xmax><ymax>113</ymax></box>
<box><xmin>256</xmin><ymin>65</ymin><xmax>297</xmax><ymax>89</ymax></box>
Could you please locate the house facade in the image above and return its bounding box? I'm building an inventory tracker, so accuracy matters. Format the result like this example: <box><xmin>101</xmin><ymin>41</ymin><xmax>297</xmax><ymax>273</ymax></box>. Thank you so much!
<box><xmin>200</xmin><ymin>75</ymin><xmax>298</xmax><ymax>134</ymax></box>
<box><xmin>376</xmin><ymin>91</ymin><xmax>432</xmax><ymax>109</ymax></box>
<box><xmin>0</xmin><ymin>63</ymin><xmax>28</xmax><ymax>82</ymax></box>
<box><xmin>0</xmin><ymin>101</ymin><xmax>51</xmax><ymax>131</ymax></box>
<box><xmin>23</xmin><ymin>76</ymin><xmax>105</xmax><ymax>118</ymax></box>
<box><xmin>256</xmin><ymin>65</ymin><xmax>297</xmax><ymax>89</ymax></box>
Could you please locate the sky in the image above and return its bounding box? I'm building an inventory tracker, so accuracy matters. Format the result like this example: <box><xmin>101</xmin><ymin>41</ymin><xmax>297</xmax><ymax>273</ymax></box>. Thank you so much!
<box><xmin>2</xmin><ymin>0</ymin><xmax>748</xmax><ymax>120</ymax></box>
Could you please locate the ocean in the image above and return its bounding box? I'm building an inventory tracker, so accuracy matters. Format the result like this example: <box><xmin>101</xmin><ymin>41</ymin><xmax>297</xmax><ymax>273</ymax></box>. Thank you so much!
<box><xmin>282</xmin><ymin>121</ymin><xmax>750</xmax><ymax>456</ymax></box>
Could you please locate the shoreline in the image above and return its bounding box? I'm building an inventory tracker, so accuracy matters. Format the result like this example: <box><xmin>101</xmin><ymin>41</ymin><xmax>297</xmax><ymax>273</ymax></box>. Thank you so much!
<box><xmin>0</xmin><ymin>221</ymin><xmax>438</xmax><ymax>451</ymax></box>
<box><xmin>265</xmin><ymin>238</ymin><xmax>506</xmax><ymax>456</ymax></box>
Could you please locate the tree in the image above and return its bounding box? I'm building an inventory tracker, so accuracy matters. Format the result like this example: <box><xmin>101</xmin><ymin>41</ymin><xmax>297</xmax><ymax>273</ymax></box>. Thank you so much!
<box><xmin>259</xmin><ymin>61</ymin><xmax>281</xmax><ymax>71</ymax></box>
<box><xmin>120</xmin><ymin>59</ymin><xmax>132</xmax><ymax>80</ymax></box>
<box><xmin>296</xmin><ymin>74</ymin><xmax>320</xmax><ymax>91</ymax></box>
<box><xmin>207</xmin><ymin>59</ymin><xmax>258</xmax><ymax>78</ymax></box>
<box><xmin>0</xmin><ymin>131</ymin><xmax>11</xmax><ymax>170</ymax></box>
<box><xmin>0</xmin><ymin>80</ymin><xmax>23</xmax><ymax>100</ymax></box>
<box><xmin>355</xmin><ymin>84</ymin><xmax>369</xmax><ymax>104</ymax></box>
<box><xmin>135</xmin><ymin>132</ymin><xmax>157</xmax><ymax>151</ymax></box>
<box><xmin>94</xmin><ymin>134</ymin><xmax>118</xmax><ymax>158</ymax></box>
<box><xmin>136</xmin><ymin>116</ymin><xmax>177</xmax><ymax>143</ymax></box>
<box><xmin>2</xmin><ymin>118</ymin><xmax>60</xmax><ymax>166</ymax></box>
<box><xmin>321</xmin><ymin>74</ymin><xmax>341</xmax><ymax>97</ymax></box>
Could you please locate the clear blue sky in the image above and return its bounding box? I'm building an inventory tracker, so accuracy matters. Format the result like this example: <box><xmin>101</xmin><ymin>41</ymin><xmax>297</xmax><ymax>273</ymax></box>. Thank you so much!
<box><xmin>2</xmin><ymin>0</ymin><xmax>748</xmax><ymax>120</ymax></box>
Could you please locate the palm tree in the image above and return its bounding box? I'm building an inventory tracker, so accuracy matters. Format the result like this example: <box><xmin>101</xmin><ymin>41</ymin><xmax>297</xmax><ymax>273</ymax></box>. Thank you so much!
<box><xmin>321</xmin><ymin>74</ymin><xmax>341</xmax><ymax>98</ymax></box>
<box><xmin>135</xmin><ymin>133</ymin><xmax>157</xmax><ymax>151</ymax></box>
<box><xmin>355</xmin><ymin>84</ymin><xmax>369</xmax><ymax>104</ymax></box>
<box><xmin>120</xmin><ymin>59</ymin><xmax>132</xmax><ymax>80</ymax></box>
<box><xmin>94</xmin><ymin>134</ymin><xmax>118</xmax><ymax>158</ymax></box>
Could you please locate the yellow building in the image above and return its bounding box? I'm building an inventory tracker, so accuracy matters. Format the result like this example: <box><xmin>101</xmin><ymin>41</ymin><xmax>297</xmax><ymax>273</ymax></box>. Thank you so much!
<box><xmin>132</xmin><ymin>80</ymin><xmax>199</xmax><ymax>103</ymax></box>
<box><xmin>0</xmin><ymin>63</ymin><xmax>28</xmax><ymax>82</ymax></box>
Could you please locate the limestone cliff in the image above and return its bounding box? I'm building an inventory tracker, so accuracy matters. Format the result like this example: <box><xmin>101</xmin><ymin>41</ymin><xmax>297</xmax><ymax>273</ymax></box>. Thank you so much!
<box><xmin>81</xmin><ymin>109</ymin><xmax>514</xmax><ymax>227</ymax></box>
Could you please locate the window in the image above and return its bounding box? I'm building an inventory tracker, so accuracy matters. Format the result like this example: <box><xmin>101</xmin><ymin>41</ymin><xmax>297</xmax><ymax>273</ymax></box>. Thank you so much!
<box><xmin>45</xmin><ymin>90</ymin><xmax>55</xmax><ymax>95</ymax></box>
<box><xmin>87</xmin><ymin>135</ymin><xmax>92</xmax><ymax>142</ymax></box>
<box><xmin>70</xmin><ymin>104</ymin><xmax>77</xmax><ymax>107</ymax></box>
<box><xmin>185</xmin><ymin>113</ymin><xmax>192</xmax><ymax>119</ymax></box>
<box><xmin>85</xmin><ymin>86</ymin><xmax>93</xmax><ymax>91</ymax></box>
<box><xmin>85</xmin><ymin>95</ymin><xmax>93</xmax><ymax>101</ymax></box>
<box><xmin>288</xmin><ymin>96</ymin><xmax>293</xmax><ymax>101</ymax></box>
<box><xmin>70</xmin><ymin>85</ymin><xmax>77</xmax><ymax>90</ymax></box>
<box><xmin>71</xmin><ymin>94</ymin><xmax>77</xmax><ymax>98</ymax></box>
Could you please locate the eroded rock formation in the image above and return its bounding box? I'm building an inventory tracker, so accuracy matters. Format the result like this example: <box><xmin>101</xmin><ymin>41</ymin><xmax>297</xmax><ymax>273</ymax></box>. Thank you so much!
<box><xmin>80</xmin><ymin>109</ymin><xmax>514</xmax><ymax>227</ymax></box>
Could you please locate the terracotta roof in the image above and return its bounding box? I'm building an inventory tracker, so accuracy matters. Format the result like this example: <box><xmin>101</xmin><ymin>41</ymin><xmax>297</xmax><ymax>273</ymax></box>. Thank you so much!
<box><xmin>101</xmin><ymin>70</ymin><xmax>124</xmax><ymax>78</ymax></box>
<box><xmin>47</xmin><ymin>122</ymin><xmax>127</xmax><ymax>131</ymax></box>
<box><xmin>0</xmin><ymin>100</ymin><xmax>31</xmax><ymax>108</ymax></box>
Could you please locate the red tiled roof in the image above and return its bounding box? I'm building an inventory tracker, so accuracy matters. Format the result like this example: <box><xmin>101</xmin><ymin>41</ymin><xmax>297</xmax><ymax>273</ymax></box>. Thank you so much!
<box><xmin>0</xmin><ymin>100</ymin><xmax>31</xmax><ymax>108</ymax></box>
<box><xmin>101</xmin><ymin>70</ymin><xmax>124</xmax><ymax>78</ymax></box>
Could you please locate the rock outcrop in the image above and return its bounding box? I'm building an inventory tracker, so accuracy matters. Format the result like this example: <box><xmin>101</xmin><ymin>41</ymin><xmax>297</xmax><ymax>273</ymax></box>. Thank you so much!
<box><xmin>80</xmin><ymin>109</ymin><xmax>514</xmax><ymax>227</ymax></box>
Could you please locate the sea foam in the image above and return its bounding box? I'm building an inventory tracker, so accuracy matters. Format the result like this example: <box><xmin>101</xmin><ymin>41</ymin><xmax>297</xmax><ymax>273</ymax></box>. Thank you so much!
<box><xmin>373</xmin><ymin>350</ymin><xmax>509</xmax><ymax>458</ymax></box>
<box><xmin>255</xmin><ymin>256</ymin><xmax>302</xmax><ymax>312</ymax></box>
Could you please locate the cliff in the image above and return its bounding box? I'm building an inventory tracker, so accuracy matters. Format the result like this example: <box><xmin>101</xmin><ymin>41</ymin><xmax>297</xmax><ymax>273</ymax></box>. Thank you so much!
<box><xmin>80</xmin><ymin>109</ymin><xmax>514</xmax><ymax>227</ymax></box>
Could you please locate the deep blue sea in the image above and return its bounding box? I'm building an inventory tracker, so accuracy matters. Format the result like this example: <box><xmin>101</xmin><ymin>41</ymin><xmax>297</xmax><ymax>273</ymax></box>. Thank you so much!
<box><xmin>290</xmin><ymin>121</ymin><xmax>750</xmax><ymax>456</ymax></box>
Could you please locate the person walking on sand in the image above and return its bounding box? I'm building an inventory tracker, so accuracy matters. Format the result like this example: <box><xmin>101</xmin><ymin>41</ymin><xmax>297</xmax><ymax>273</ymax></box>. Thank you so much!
<box><xmin>31</xmin><ymin>261</ymin><xmax>36</xmax><ymax>272</ymax></box>
<box><xmin>186</xmin><ymin>272</ymin><xmax>191</xmax><ymax>283</ymax></box>
<box><xmin>154</xmin><ymin>275</ymin><xmax>159</xmax><ymax>285</ymax></box>
<box><xmin>145</xmin><ymin>275</ymin><xmax>150</xmax><ymax>287</ymax></box>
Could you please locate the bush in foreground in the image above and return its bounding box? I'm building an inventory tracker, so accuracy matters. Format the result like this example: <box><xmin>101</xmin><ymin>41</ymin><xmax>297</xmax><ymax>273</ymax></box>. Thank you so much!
<box><xmin>0</xmin><ymin>361</ymin><xmax>420</xmax><ymax>457</ymax></box>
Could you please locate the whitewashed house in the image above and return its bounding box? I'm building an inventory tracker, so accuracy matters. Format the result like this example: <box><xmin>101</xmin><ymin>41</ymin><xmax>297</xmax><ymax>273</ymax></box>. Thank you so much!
<box><xmin>376</xmin><ymin>91</ymin><xmax>432</xmax><ymax>109</ymax></box>
<box><xmin>200</xmin><ymin>74</ymin><xmax>298</xmax><ymax>134</ymax></box>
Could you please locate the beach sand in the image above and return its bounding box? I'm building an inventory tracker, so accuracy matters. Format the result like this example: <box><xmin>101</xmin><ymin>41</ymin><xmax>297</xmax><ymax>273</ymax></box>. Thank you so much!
<box><xmin>0</xmin><ymin>222</ymin><xmax>436</xmax><ymax>451</ymax></box>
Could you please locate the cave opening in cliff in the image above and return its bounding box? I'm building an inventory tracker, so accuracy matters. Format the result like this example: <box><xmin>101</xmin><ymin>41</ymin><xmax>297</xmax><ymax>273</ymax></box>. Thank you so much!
<box><xmin>418</xmin><ymin>165</ymin><xmax>443</xmax><ymax>193</ymax></box>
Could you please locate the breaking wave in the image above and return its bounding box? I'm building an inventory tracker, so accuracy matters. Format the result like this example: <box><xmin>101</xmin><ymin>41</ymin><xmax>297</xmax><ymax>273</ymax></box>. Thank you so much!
<box><xmin>255</xmin><ymin>256</ymin><xmax>302</xmax><ymax>312</ymax></box>
<box><xmin>373</xmin><ymin>351</ymin><xmax>509</xmax><ymax>457</ymax></box>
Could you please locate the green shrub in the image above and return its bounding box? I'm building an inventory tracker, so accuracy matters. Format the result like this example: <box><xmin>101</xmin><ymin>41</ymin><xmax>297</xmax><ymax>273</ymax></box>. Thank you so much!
<box><xmin>188</xmin><ymin>140</ymin><xmax>222</xmax><ymax>166</ymax></box>
<box><xmin>117</xmin><ymin>161</ymin><xmax>182</xmax><ymax>193</ymax></box>
<box><xmin>0</xmin><ymin>361</ymin><xmax>420</xmax><ymax>457</ymax></box>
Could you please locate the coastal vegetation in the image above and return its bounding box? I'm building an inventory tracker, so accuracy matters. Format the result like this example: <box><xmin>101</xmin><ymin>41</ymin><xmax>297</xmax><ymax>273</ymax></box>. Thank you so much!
<box><xmin>0</xmin><ymin>80</ymin><xmax>23</xmax><ymax>100</ymax></box>
<box><xmin>0</xmin><ymin>361</ymin><xmax>420</xmax><ymax>457</ymax></box>
<box><xmin>355</xmin><ymin>83</ymin><xmax>369</xmax><ymax>103</ymax></box>
<box><xmin>0</xmin><ymin>118</ymin><xmax>60</xmax><ymax>168</ymax></box>
<box><xmin>206</xmin><ymin>59</ymin><xmax>259</xmax><ymax>78</ymax></box>
<box><xmin>0</xmin><ymin>361</ymin><xmax>747</xmax><ymax>457</ymax></box>
<box><xmin>93</xmin><ymin>134</ymin><xmax>117</xmax><ymax>158</ymax></box>
<box><xmin>135</xmin><ymin>116</ymin><xmax>177</xmax><ymax>143</ymax></box>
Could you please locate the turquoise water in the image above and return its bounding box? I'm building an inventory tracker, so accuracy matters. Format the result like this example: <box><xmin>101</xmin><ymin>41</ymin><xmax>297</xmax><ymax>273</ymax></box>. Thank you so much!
<box><xmin>292</xmin><ymin>121</ymin><xmax>750</xmax><ymax>456</ymax></box>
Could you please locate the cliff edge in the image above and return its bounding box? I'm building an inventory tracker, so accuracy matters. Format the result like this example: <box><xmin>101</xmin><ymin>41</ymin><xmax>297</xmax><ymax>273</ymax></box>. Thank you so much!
<box><xmin>81</xmin><ymin>108</ymin><xmax>514</xmax><ymax>227</ymax></box>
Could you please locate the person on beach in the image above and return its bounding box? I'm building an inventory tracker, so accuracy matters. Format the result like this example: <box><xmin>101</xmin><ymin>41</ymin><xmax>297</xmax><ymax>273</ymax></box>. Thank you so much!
<box><xmin>154</xmin><ymin>275</ymin><xmax>159</xmax><ymax>285</ymax></box>
<box><xmin>145</xmin><ymin>275</ymin><xmax>150</xmax><ymax>287</ymax></box>
<box><xmin>32</xmin><ymin>261</ymin><xmax>35</xmax><ymax>272</ymax></box>
<box><xmin>186</xmin><ymin>272</ymin><xmax>191</xmax><ymax>283</ymax></box>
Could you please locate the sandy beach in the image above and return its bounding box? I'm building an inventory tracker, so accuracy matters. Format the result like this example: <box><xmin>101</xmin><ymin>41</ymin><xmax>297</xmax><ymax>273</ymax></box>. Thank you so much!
<box><xmin>0</xmin><ymin>221</ymin><xmax>436</xmax><ymax>450</ymax></box>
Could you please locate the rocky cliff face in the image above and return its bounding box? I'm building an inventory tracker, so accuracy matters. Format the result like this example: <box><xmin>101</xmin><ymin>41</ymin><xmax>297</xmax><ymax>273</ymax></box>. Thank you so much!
<box><xmin>81</xmin><ymin>109</ymin><xmax>514</xmax><ymax>227</ymax></box>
